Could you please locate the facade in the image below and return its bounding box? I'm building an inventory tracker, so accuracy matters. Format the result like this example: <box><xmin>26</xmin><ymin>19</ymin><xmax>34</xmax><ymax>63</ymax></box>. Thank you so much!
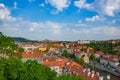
<box><xmin>100</xmin><ymin>54</ymin><xmax>120</xmax><ymax>68</ymax></box>
<box><xmin>42</xmin><ymin>56</ymin><xmax>69</xmax><ymax>75</ymax></box>
<box><xmin>77</xmin><ymin>40</ymin><xmax>90</xmax><ymax>44</ymax></box>
<box><xmin>39</xmin><ymin>47</ymin><xmax>47</xmax><ymax>51</ymax></box>
<box><xmin>74</xmin><ymin>51</ymin><xmax>89</xmax><ymax>63</ymax></box>
<box><xmin>22</xmin><ymin>51</ymin><xmax>43</xmax><ymax>62</ymax></box>
<box><xmin>87</xmin><ymin>47</ymin><xmax>94</xmax><ymax>54</ymax></box>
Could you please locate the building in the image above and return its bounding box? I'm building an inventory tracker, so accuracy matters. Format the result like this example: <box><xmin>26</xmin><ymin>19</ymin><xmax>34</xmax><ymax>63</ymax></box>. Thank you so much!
<box><xmin>95</xmin><ymin>51</ymin><xmax>105</xmax><ymax>58</ymax></box>
<box><xmin>100</xmin><ymin>54</ymin><xmax>120</xmax><ymax>68</ymax></box>
<box><xmin>22</xmin><ymin>51</ymin><xmax>43</xmax><ymax>63</ymax></box>
<box><xmin>39</xmin><ymin>47</ymin><xmax>47</xmax><ymax>51</ymax></box>
<box><xmin>87</xmin><ymin>47</ymin><xmax>94</xmax><ymax>54</ymax></box>
<box><xmin>77</xmin><ymin>40</ymin><xmax>90</xmax><ymax>44</ymax></box>
<box><xmin>42</xmin><ymin>56</ymin><xmax>69</xmax><ymax>75</ymax></box>
<box><xmin>74</xmin><ymin>51</ymin><xmax>89</xmax><ymax>63</ymax></box>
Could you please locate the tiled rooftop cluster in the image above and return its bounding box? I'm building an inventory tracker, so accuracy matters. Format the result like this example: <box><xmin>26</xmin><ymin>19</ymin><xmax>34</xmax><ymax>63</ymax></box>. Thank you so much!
<box><xmin>22</xmin><ymin>51</ymin><xmax>111</xmax><ymax>80</ymax></box>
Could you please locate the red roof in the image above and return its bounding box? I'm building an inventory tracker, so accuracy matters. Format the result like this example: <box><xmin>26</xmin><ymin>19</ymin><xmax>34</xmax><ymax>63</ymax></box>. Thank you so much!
<box><xmin>42</xmin><ymin>57</ymin><xmax>69</xmax><ymax>68</ymax></box>
<box><xmin>96</xmin><ymin>51</ymin><xmax>104</xmax><ymax>55</ymax></box>
<box><xmin>22</xmin><ymin>51</ymin><xmax>43</xmax><ymax>58</ymax></box>
<box><xmin>66</xmin><ymin>61</ymin><xmax>99</xmax><ymax>80</ymax></box>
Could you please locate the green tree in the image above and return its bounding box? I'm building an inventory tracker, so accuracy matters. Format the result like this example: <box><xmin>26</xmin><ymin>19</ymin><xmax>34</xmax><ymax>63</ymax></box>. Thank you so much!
<box><xmin>89</xmin><ymin>53</ymin><xmax>96</xmax><ymax>61</ymax></box>
<box><xmin>0</xmin><ymin>58</ymin><xmax>57</xmax><ymax>80</ymax></box>
<box><xmin>76</xmin><ymin>58</ymin><xmax>84</xmax><ymax>66</ymax></box>
<box><xmin>56</xmin><ymin>74</ymin><xmax>82</xmax><ymax>80</ymax></box>
<box><xmin>0</xmin><ymin>32</ymin><xmax>23</xmax><ymax>58</ymax></box>
<box><xmin>0</xmin><ymin>57</ymin><xmax>27</xmax><ymax>80</ymax></box>
<box><xmin>62</xmin><ymin>50</ymin><xmax>75</xmax><ymax>59</ymax></box>
<box><xmin>24</xmin><ymin>60</ymin><xmax>57</xmax><ymax>80</ymax></box>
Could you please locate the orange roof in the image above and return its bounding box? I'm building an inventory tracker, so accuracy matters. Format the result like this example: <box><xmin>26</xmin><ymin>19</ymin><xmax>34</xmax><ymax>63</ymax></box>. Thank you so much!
<box><xmin>96</xmin><ymin>51</ymin><xmax>104</xmax><ymax>55</ymax></box>
<box><xmin>22</xmin><ymin>51</ymin><xmax>43</xmax><ymax>58</ymax></box>
<box><xmin>65</xmin><ymin>61</ymin><xmax>99</xmax><ymax>80</ymax></box>
<box><xmin>42</xmin><ymin>58</ymin><xmax>69</xmax><ymax>68</ymax></box>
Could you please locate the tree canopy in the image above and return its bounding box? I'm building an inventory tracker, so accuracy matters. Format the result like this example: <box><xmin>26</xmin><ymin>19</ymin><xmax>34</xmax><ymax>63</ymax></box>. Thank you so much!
<box><xmin>0</xmin><ymin>58</ymin><xmax>57</xmax><ymax>80</ymax></box>
<box><xmin>62</xmin><ymin>50</ymin><xmax>75</xmax><ymax>59</ymax></box>
<box><xmin>56</xmin><ymin>74</ymin><xmax>82</xmax><ymax>80</ymax></box>
<box><xmin>0</xmin><ymin>32</ymin><xmax>23</xmax><ymax>58</ymax></box>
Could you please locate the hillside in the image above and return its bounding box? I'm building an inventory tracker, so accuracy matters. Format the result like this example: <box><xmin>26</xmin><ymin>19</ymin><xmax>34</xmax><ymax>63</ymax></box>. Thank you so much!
<box><xmin>12</xmin><ymin>37</ymin><xmax>38</xmax><ymax>42</ymax></box>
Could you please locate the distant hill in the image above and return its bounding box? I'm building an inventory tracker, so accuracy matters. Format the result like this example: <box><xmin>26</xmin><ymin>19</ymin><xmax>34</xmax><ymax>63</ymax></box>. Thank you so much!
<box><xmin>12</xmin><ymin>37</ymin><xmax>38</xmax><ymax>42</ymax></box>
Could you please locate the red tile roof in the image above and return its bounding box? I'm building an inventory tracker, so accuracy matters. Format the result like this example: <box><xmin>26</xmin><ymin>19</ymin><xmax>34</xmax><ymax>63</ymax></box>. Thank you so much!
<box><xmin>22</xmin><ymin>51</ymin><xmax>43</xmax><ymax>58</ymax></box>
<box><xmin>42</xmin><ymin>57</ymin><xmax>69</xmax><ymax>68</ymax></box>
<box><xmin>64</xmin><ymin>61</ymin><xmax>99</xmax><ymax>80</ymax></box>
<box><xmin>96</xmin><ymin>51</ymin><xmax>105</xmax><ymax>55</ymax></box>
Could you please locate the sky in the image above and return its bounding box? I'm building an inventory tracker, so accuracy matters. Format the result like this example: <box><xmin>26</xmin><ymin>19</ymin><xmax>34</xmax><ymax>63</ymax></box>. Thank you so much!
<box><xmin>0</xmin><ymin>0</ymin><xmax>120</xmax><ymax>41</ymax></box>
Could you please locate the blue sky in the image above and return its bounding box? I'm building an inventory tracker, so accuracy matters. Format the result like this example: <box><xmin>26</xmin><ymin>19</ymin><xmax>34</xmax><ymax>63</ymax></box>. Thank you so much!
<box><xmin>0</xmin><ymin>0</ymin><xmax>120</xmax><ymax>41</ymax></box>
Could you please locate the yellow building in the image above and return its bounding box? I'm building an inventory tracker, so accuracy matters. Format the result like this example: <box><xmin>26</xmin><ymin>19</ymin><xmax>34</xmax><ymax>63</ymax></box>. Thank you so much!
<box><xmin>49</xmin><ymin>47</ymin><xmax>56</xmax><ymax>51</ymax></box>
<box><xmin>81</xmin><ymin>54</ymin><xmax>89</xmax><ymax>63</ymax></box>
<box><xmin>39</xmin><ymin>47</ymin><xmax>47</xmax><ymax>51</ymax></box>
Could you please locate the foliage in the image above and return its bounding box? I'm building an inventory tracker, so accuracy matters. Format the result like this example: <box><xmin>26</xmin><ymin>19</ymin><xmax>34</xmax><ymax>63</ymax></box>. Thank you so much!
<box><xmin>0</xmin><ymin>32</ymin><xmax>23</xmax><ymax>58</ymax></box>
<box><xmin>12</xmin><ymin>37</ymin><xmax>31</xmax><ymax>42</ymax></box>
<box><xmin>89</xmin><ymin>53</ymin><xmax>96</xmax><ymax>61</ymax></box>
<box><xmin>0</xmin><ymin>58</ymin><xmax>57</xmax><ymax>80</ymax></box>
<box><xmin>87</xmin><ymin>41</ymin><xmax>120</xmax><ymax>55</ymax></box>
<box><xmin>62</xmin><ymin>50</ymin><xmax>76</xmax><ymax>59</ymax></box>
<box><xmin>56</xmin><ymin>74</ymin><xmax>82</xmax><ymax>80</ymax></box>
<box><xmin>76</xmin><ymin>58</ymin><xmax>84</xmax><ymax>66</ymax></box>
<box><xmin>62</xmin><ymin>43</ymin><xmax>66</xmax><ymax>47</ymax></box>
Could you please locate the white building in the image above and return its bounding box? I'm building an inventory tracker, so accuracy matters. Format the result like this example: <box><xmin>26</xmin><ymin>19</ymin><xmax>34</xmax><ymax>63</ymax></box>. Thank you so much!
<box><xmin>77</xmin><ymin>40</ymin><xmax>90</xmax><ymax>44</ymax></box>
<box><xmin>100</xmin><ymin>56</ymin><xmax>119</xmax><ymax>68</ymax></box>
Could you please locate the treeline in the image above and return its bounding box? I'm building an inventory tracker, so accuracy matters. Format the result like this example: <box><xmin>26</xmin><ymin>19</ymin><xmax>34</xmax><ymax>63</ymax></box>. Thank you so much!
<box><xmin>87</xmin><ymin>42</ymin><xmax>120</xmax><ymax>55</ymax></box>
<box><xmin>12</xmin><ymin>37</ymin><xmax>39</xmax><ymax>42</ymax></box>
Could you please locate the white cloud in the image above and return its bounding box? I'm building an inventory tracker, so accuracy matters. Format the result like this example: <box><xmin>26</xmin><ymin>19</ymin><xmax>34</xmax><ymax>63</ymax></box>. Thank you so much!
<box><xmin>86</xmin><ymin>26</ymin><xmax>120</xmax><ymax>36</ymax></box>
<box><xmin>85</xmin><ymin>15</ymin><xmax>105</xmax><ymax>22</ymax></box>
<box><xmin>102</xmin><ymin>27</ymin><xmax>120</xmax><ymax>36</ymax></box>
<box><xmin>75</xmin><ymin>23</ymin><xmax>87</xmax><ymax>27</ymax></box>
<box><xmin>112</xmin><ymin>19</ymin><xmax>117</xmax><ymax>24</ymax></box>
<box><xmin>13</xmin><ymin>2</ymin><xmax>17</xmax><ymax>9</ymax></box>
<box><xmin>0</xmin><ymin>3</ymin><xmax>119</xmax><ymax>40</ymax></box>
<box><xmin>92</xmin><ymin>0</ymin><xmax>120</xmax><ymax>16</ymax></box>
<box><xmin>74</xmin><ymin>0</ymin><xmax>120</xmax><ymax>16</ymax></box>
<box><xmin>28</xmin><ymin>0</ymin><xmax>35</xmax><ymax>3</ymax></box>
<box><xmin>66</xmin><ymin>26</ymin><xmax>120</xmax><ymax>37</ymax></box>
<box><xmin>74</xmin><ymin>0</ymin><xmax>91</xmax><ymax>9</ymax></box>
<box><xmin>45</xmin><ymin>0</ymin><xmax>71</xmax><ymax>12</ymax></box>
<box><xmin>39</xmin><ymin>3</ymin><xmax>45</xmax><ymax>7</ymax></box>
<box><xmin>0</xmin><ymin>3</ymin><xmax>62</xmax><ymax>39</ymax></box>
<box><xmin>74</xmin><ymin>0</ymin><xmax>85</xmax><ymax>8</ymax></box>
<box><xmin>0</xmin><ymin>3</ymin><xmax>16</xmax><ymax>21</ymax></box>
<box><xmin>29</xmin><ymin>21</ymin><xmax>62</xmax><ymax>34</ymax></box>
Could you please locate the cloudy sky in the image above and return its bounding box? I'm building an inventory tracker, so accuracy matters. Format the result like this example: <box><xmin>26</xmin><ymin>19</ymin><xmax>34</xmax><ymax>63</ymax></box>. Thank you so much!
<box><xmin>0</xmin><ymin>0</ymin><xmax>120</xmax><ymax>41</ymax></box>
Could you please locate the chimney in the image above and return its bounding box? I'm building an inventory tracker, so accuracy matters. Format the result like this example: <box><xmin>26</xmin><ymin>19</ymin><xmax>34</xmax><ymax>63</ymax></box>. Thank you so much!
<box><xmin>46</xmin><ymin>59</ymin><xmax>48</xmax><ymax>62</ymax></box>
<box><xmin>106</xmin><ymin>75</ymin><xmax>110</xmax><ymax>80</ymax></box>
<box><xmin>99</xmin><ymin>76</ymin><xmax>103</xmax><ymax>80</ymax></box>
